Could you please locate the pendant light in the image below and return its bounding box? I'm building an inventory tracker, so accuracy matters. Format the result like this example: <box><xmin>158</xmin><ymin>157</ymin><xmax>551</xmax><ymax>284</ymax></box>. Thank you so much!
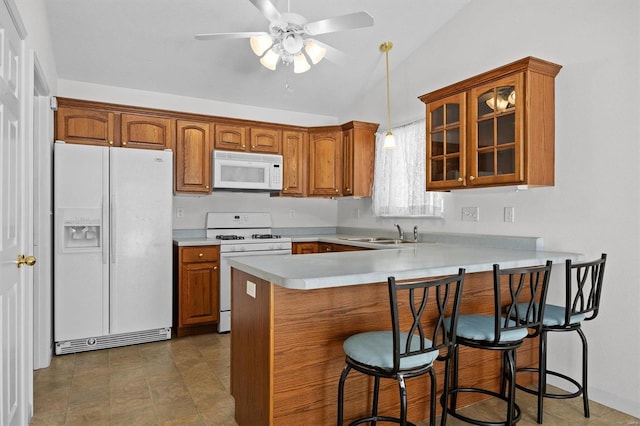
<box><xmin>380</xmin><ymin>42</ymin><xmax>395</xmax><ymax>149</ymax></box>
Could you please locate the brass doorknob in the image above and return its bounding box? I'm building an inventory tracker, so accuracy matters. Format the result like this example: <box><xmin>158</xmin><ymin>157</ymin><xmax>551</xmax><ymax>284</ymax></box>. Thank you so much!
<box><xmin>17</xmin><ymin>254</ymin><xmax>36</xmax><ymax>268</ymax></box>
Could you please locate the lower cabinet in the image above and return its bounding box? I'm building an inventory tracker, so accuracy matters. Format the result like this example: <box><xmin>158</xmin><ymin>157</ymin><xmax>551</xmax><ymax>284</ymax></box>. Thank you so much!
<box><xmin>292</xmin><ymin>241</ymin><xmax>371</xmax><ymax>254</ymax></box>
<box><xmin>174</xmin><ymin>245</ymin><xmax>220</xmax><ymax>337</ymax></box>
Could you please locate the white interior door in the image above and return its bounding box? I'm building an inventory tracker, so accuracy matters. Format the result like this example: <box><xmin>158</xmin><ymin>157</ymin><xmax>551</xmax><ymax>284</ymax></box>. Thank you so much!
<box><xmin>0</xmin><ymin>1</ymin><xmax>28</xmax><ymax>425</ymax></box>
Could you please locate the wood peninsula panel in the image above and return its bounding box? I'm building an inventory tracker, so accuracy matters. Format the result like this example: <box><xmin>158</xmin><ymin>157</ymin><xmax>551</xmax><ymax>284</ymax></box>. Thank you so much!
<box><xmin>231</xmin><ymin>270</ymin><xmax>537</xmax><ymax>425</ymax></box>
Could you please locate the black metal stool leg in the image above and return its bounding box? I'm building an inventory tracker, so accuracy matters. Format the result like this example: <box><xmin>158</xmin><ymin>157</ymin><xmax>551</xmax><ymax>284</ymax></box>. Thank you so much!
<box><xmin>578</xmin><ymin>328</ymin><xmax>590</xmax><ymax>418</ymax></box>
<box><xmin>372</xmin><ymin>376</ymin><xmax>381</xmax><ymax>425</ymax></box>
<box><xmin>537</xmin><ymin>330</ymin><xmax>547</xmax><ymax>424</ymax></box>
<box><xmin>337</xmin><ymin>364</ymin><xmax>351</xmax><ymax>425</ymax></box>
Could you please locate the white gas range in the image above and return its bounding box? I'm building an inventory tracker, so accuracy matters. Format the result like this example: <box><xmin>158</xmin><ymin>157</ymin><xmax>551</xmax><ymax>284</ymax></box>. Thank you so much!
<box><xmin>205</xmin><ymin>212</ymin><xmax>292</xmax><ymax>332</ymax></box>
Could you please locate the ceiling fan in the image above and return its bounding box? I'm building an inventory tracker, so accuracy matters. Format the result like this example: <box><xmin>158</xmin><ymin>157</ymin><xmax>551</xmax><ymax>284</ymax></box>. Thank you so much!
<box><xmin>195</xmin><ymin>0</ymin><xmax>374</xmax><ymax>74</ymax></box>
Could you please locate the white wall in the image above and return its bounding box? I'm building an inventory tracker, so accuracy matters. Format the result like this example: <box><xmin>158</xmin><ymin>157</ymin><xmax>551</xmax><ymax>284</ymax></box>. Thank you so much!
<box><xmin>57</xmin><ymin>79</ymin><xmax>338</xmax><ymax>127</ymax></box>
<box><xmin>173</xmin><ymin>192</ymin><xmax>337</xmax><ymax>231</ymax></box>
<box><xmin>340</xmin><ymin>0</ymin><xmax>640</xmax><ymax>417</ymax></box>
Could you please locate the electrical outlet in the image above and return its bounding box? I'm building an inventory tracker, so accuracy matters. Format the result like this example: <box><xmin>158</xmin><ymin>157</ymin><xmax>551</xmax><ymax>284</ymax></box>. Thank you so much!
<box><xmin>176</xmin><ymin>208</ymin><xmax>184</xmax><ymax>218</ymax></box>
<box><xmin>289</xmin><ymin>209</ymin><xmax>296</xmax><ymax>219</ymax></box>
<box><xmin>462</xmin><ymin>207</ymin><xmax>479</xmax><ymax>222</ymax></box>
<box><xmin>504</xmin><ymin>207</ymin><xmax>515</xmax><ymax>223</ymax></box>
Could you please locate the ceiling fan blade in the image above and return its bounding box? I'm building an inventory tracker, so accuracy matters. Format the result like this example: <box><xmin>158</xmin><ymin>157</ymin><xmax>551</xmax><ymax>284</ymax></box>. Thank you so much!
<box><xmin>249</xmin><ymin>0</ymin><xmax>282</xmax><ymax>23</ymax></box>
<box><xmin>305</xmin><ymin>11</ymin><xmax>374</xmax><ymax>36</ymax></box>
<box><xmin>195</xmin><ymin>32</ymin><xmax>268</xmax><ymax>41</ymax></box>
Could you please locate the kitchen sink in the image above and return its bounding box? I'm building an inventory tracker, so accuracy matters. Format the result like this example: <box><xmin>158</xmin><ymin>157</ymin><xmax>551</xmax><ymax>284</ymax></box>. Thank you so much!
<box><xmin>339</xmin><ymin>237</ymin><xmax>418</xmax><ymax>244</ymax></box>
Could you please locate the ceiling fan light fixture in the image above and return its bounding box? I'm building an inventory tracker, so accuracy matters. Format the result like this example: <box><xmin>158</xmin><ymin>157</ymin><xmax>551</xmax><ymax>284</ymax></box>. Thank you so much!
<box><xmin>293</xmin><ymin>53</ymin><xmax>311</xmax><ymax>74</ymax></box>
<box><xmin>281</xmin><ymin>33</ymin><xmax>303</xmax><ymax>54</ymax></box>
<box><xmin>304</xmin><ymin>40</ymin><xmax>326</xmax><ymax>64</ymax></box>
<box><xmin>250</xmin><ymin>34</ymin><xmax>273</xmax><ymax>56</ymax></box>
<box><xmin>260</xmin><ymin>48</ymin><xmax>280</xmax><ymax>70</ymax></box>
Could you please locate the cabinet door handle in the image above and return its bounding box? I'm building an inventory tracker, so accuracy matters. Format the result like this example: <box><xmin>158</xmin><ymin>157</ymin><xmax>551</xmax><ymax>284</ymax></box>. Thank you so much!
<box><xmin>457</xmin><ymin>177</ymin><xmax>463</xmax><ymax>182</ymax></box>
<box><xmin>109</xmin><ymin>140</ymin><xmax>113</xmax><ymax>146</ymax></box>
<box><xmin>122</xmin><ymin>141</ymin><xmax>128</xmax><ymax>146</ymax></box>
<box><xmin>214</xmin><ymin>266</ymin><xmax>218</xmax><ymax>270</ymax></box>
<box><xmin>199</xmin><ymin>253</ymin><xmax>204</xmax><ymax>257</ymax></box>
<box><xmin>469</xmin><ymin>175</ymin><xmax>476</xmax><ymax>181</ymax></box>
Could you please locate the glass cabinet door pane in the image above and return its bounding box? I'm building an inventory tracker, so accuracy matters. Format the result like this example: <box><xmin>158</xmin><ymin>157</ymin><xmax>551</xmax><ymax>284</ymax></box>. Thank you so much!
<box><xmin>497</xmin><ymin>148</ymin><xmax>515</xmax><ymax>175</ymax></box>
<box><xmin>447</xmin><ymin>128</ymin><xmax>460</xmax><ymax>154</ymax></box>
<box><xmin>446</xmin><ymin>157</ymin><xmax>460</xmax><ymax>180</ymax></box>
<box><xmin>431</xmin><ymin>159</ymin><xmax>444</xmax><ymax>181</ymax></box>
<box><xmin>431</xmin><ymin>106</ymin><xmax>444</xmax><ymax>129</ymax></box>
<box><xmin>478</xmin><ymin>151</ymin><xmax>494</xmax><ymax>176</ymax></box>
<box><xmin>497</xmin><ymin>113</ymin><xmax>515</xmax><ymax>145</ymax></box>
<box><xmin>432</xmin><ymin>131</ymin><xmax>444</xmax><ymax>156</ymax></box>
<box><xmin>445</xmin><ymin>104</ymin><xmax>459</xmax><ymax>124</ymax></box>
<box><xmin>478</xmin><ymin>120</ymin><xmax>493</xmax><ymax>147</ymax></box>
<box><xmin>477</xmin><ymin>89</ymin><xmax>494</xmax><ymax>117</ymax></box>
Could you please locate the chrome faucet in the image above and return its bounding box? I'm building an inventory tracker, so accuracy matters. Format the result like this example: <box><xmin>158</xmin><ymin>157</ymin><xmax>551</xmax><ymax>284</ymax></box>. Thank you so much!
<box><xmin>394</xmin><ymin>224</ymin><xmax>403</xmax><ymax>240</ymax></box>
<box><xmin>413</xmin><ymin>225</ymin><xmax>419</xmax><ymax>242</ymax></box>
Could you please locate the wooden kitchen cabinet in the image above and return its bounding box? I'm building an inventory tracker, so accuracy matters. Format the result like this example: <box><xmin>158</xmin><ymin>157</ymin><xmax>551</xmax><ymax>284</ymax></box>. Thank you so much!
<box><xmin>214</xmin><ymin>123</ymin><xmax>248</xmax><ymax>152</ymax></box>
<box><xmin>55</xmin><ymin>106</ymin><xmax>116</xmax><ymax>146</ymax></box>
<box><xmin>175</xmin><ymin>120</ymin><xmax>212</xmax><ymax>194</ymax></box>
<box><xmin>341</xmin><ymin>121</ymin><xmax>379</xmax><ymax>197</ymax></box>
<box><xmin>281</xmin><ymin>130</ymin><xmax>308</xmax><ymax>196</ymax></box>
<box><xmin>292</xmin><ymin>242</ymin><xmax>319</xmax><ymax>254</ymax></box>
<box><xmin>174</xmin><ymin>245</ymin><xmax>220</xmax><ymax>337</ymax></box>
<box><xmin>419</xmin><ymin>56</ymin><xmax>561</xmax><ymax>190</ymax></box>
<box><xmin>120</xmin><ymin>113</ymin><xmax>175</xmax><ymax>150</ymax></box>
<box><xmin>214</xmin><ymin>123</ymin><xmax>281</xmax><ymax>154</ymax></box>
<box><xmin>308</xmin><ymin>127</ymin><xmax>342</xmax><ymax>196</ymax></box>
<box><xmin>250</xmin><ymin>127</ymin><xmax>282</xmax><ymax>154</ymax></box>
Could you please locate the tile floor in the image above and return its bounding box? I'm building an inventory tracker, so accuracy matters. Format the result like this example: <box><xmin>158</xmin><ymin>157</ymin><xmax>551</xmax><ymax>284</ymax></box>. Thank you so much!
<box><xmin>31</xmin><ymin>333</ymin><xmax>639</xmax><ymax>425</ymax></box>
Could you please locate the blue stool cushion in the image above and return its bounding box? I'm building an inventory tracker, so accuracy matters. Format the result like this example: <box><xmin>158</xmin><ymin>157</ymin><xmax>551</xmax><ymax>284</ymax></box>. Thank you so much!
<box><xmin>448</xmin><ymin>315</ymin><xmax>528</xmax><ymax>343</ymax></box>
<box><xmin>343</xmin><ymin>331</ymin><xmax>438</xmax><ymax>371</ymax></box>
<box><xmin>512</xmin><ymin>303</ymin><xmax>586</xmax><ymax>326</ymax></box>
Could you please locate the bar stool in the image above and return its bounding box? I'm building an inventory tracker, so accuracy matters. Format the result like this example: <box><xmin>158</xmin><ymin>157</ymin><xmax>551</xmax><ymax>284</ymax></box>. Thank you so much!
<box><xmin>442</xmin><ymin>261</ymin><xmax>553</xmax><ymax>426</ymax></box>
<box><xmin>337</xmin><ymin>269</ymin><xmax>466</xmax><ymax>426</ymax></box>
<box><xmin>512</xmin><ymin>254</ymin><xmax>607</xmax><ymax>423</ymax></box>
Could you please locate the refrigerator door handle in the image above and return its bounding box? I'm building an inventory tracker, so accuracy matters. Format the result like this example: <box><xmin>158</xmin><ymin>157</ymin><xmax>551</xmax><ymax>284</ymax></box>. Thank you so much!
<box><xmin>110</xmin><ymin>195</ymin><xmax>115</xmax><ymax>264</ymax></box>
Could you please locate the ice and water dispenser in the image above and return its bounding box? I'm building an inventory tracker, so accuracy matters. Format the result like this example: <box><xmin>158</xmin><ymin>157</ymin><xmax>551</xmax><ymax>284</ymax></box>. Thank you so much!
<box><xmin>58</xmin><ymin>208</ymin><xmax>102</xmax><ymax>251</ymax></box>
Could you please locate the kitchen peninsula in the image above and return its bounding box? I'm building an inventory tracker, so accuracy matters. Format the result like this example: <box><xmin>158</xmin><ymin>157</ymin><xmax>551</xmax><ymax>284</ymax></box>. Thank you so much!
<box><xmin>227</xmin><ymin>239</ymin><xmax>582</xmax><ymax>425</ymax></box>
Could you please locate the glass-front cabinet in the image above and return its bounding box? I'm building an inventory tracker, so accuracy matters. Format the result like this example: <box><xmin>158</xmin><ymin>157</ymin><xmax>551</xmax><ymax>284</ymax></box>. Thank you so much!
<box><xmin>469</xmin><ymin>74</ymin><xmax>523</xmax><ymax>186</ymax></box>
<box><xmin>427</xmin><ymin>93</ymin><xmax>466</xmax><ymax>189</ymax></box>
<box><xmin>420</xmin><ymin>57</ymin><xmax>561</xmax><ymax>191</ymax></box>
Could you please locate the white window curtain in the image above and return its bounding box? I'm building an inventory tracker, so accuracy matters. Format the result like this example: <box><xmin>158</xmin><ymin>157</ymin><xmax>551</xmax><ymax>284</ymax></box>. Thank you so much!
<box><xmin>372</xmin><ymin>119</ymin><xmax>444</xmax><ymax>217</ymax></box>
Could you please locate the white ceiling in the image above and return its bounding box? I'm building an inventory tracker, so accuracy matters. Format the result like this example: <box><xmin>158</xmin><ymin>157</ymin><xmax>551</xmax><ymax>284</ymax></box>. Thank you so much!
<box><xmin>46</xmin><ymin>0</ymin><xmax>470</xmax><ymax>118</ymax></box>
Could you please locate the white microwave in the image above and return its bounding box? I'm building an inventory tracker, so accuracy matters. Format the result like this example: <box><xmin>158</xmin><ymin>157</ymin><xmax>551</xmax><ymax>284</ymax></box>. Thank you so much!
<box><xmin>212</xmin><ymin>150</ymin><xmax>283</xmax><ymax>191</ymax></box>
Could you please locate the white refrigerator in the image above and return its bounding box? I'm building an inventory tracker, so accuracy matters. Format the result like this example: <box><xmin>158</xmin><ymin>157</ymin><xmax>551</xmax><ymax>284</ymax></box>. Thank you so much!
<box><xmin>54</xmin><ymin>142</ymin><xmax>173</xmax><ymax>354</ymax></box>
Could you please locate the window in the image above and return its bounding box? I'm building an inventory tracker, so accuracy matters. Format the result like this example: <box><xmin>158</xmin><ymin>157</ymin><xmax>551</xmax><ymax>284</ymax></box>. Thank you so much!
<box><xmin>372</xmin><ymin>119</ymin><xmax>444</xmax><ymax>217</ymax></box>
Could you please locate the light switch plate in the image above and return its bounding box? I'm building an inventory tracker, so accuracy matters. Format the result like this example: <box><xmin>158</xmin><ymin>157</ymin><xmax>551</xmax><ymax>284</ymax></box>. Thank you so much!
<box><xmin>246</xmin><ymin>280</ymin><xmax>256</xmax><ymax>298</ymax></box>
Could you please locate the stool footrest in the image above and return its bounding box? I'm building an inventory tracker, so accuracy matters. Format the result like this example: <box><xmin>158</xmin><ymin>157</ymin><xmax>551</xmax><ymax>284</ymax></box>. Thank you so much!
<box><xmin>347</xmin><ymin>415</ymin><xmax>417</xmax><ymax>426</ymax></box>
<box><xmin>515</xmin><ymin>367</ymin><xmax>584</xmax><ymax>399</ymax></box>
<box><xmin>443</xmin><ymin>387</ymin><xmax>522</xmax><ymax>426</ymax></box>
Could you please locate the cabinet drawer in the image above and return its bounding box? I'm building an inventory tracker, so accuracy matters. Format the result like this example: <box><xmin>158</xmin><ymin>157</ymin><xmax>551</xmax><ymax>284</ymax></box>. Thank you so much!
<box><xmin>181</xmin><ymin>246</ymin><xmax>219</xmax><ymax>263</ymax></box>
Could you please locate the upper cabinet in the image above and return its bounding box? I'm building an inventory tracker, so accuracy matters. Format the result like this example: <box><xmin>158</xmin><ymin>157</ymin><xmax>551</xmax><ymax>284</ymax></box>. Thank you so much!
<box><xmin>120</xmin><ymin>113</ymin><xmax>175</xmax><ymax>150</ymax></box>
<box><xmin>341</xmin><ymin>121</ymin><xmax>379</xmax><ymax>197</ymax></box>
<box><xmin>56</xmin><ymin>106</ymin><xmax>116</xmax><ymax>147</ymax></box>
<box><xmin>281</xmin><ymin>130</ymin><xmax>307</xmax><ymax>196</ymax></box>
<box><xmin>308</xmin><ymin>127</ymin><xmax>342</xmax><ymax>196</ymax></box>
<box><xmin>214</xmin><ymin>123</ymin><xmax>281</xmax><ymax>154</ymax></box>
<box><xmin>175</xmin><ymin>120</ymin><xmax>212</xmax><ymax>194</ymax></box>
<box><xmin>419</xmin><ymin>57</ymin><xmax>562</xmax><ymax>191</ymax></box>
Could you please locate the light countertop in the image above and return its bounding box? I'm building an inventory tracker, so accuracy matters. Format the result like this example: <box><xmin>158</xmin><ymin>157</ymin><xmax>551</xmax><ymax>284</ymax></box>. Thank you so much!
<box><xmin>227</xmin><ymin>241</ymin><xmax>583</xmax><ymax>290</ymax></box>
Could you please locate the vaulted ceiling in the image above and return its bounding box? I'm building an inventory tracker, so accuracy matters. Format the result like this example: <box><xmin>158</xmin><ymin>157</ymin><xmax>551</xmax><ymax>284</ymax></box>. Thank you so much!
<box><xmin>46</xmin><ymin>0</ymin><xmax>470</xmax><ymax>118</ymax></box>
